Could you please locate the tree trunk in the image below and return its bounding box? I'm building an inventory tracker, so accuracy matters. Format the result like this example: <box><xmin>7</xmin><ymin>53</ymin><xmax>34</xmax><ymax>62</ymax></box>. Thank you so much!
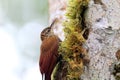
<box><xmin>49</xmin><ymin>0</ymin><xmax>120</xmax><ymax>80</ymax></box>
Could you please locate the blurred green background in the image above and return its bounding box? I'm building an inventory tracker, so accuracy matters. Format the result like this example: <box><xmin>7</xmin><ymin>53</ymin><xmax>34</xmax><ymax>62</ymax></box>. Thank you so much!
<box><xmin>0</xmin><ymin>0</ymin><xmax>48</xmax><ymax>80</ymax></box>
<box><xmin>0</xmin><ymin>0</ymin><xmax>48</xmax><ymax>25</ymax></box>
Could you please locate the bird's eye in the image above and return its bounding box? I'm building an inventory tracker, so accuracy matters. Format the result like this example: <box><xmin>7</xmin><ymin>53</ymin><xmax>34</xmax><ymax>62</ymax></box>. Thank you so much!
<box><xmin>79</xmin><ymin>53</ymin><xmax>85</xmax><ymax>58</ymax></box>
<box><xmin>47</xmin><ymin>29</ymin><xmax>50</xmax><ymax>32</ymax></box>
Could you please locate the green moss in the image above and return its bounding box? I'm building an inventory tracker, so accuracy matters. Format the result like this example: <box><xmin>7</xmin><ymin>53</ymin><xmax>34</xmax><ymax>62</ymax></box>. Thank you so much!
<box><xmin>60</xmin><ymin>0</ymin><xmax>89</xmax><ymax>60</ymax></box>
<box><xmin>57</xmin><ymin>0</ymin><xmax>89</xmax><ymax>79</ymax></box>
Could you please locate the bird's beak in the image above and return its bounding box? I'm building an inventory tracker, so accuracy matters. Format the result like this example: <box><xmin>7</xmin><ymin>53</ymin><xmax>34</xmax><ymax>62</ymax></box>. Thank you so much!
<box><xmin>49</xmin><ymin>18</ymin><xmax>58</xmax><ymax>29</ymax></box>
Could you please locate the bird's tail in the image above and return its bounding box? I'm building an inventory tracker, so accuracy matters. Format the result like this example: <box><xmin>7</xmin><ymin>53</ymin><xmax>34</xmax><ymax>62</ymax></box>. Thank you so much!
<box><xmin>45</xmin><ymin>74</ymin><xmax>51</xmax><ymax>80</ymax></box>
<box><xmin>42</xmin><ymin>73</ymin><xmax>45</xmax><ymax>80</ymax></box>
<box><xmin>42</xmin><ymin>74</ymin><xmax>43</xmax><ymax>80</ymax></box>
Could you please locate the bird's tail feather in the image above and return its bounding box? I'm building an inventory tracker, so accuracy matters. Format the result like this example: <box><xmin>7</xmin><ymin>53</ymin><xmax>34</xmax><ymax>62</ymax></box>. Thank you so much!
<box><xmin>42</xmin><ymin>73</ymin><xmax>45</xmax><ymax>80</ymax></box>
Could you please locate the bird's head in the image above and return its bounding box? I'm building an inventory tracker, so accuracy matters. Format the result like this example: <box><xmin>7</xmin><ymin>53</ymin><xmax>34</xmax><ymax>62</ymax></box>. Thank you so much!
<box><xmin>41</xmin><ymin>19</ymin><xmax>57</xmax><ymax>41</ymax></box>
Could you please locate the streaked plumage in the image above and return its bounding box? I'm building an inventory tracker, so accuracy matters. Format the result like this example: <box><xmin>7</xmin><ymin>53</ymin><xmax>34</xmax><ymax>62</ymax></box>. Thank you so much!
<box><xmin>39</xmin><ymin>19</ymin><xmax>61</xmax><ymax>80</ymax></box>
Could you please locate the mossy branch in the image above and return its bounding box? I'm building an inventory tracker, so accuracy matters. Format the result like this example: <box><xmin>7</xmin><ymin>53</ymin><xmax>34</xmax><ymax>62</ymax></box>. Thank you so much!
<box><xmin>52</xmin><ymin>0</ymin><xmax>90</xmax><ymax>79</ymax></box>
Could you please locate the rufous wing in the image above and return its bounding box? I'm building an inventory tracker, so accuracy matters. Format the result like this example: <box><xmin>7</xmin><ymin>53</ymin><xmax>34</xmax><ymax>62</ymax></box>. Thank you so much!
<box><xmin>39</xmin><ymin>36</ymin><xmax>59</xmax><ymax>79</ymax></box>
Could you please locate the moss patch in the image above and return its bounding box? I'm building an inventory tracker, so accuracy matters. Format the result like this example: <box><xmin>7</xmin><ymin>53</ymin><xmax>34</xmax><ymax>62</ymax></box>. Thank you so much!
<box><xmin>59</xmin><ymin>0</ymin><xmax>89</xmax><ymax>79</ymax></box>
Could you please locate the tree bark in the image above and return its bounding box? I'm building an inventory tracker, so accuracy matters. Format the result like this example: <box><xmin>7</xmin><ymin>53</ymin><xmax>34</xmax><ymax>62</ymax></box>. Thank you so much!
<box><xmin>49</xmin><ymin>0</ymin><xmax>120</xmax><ymax>80</ymax></box>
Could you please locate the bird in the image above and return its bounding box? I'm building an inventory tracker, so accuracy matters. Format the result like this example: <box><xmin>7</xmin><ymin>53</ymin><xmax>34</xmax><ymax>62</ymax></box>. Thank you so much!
<box><xmin>39</xmin><ymin>19</ymin><xmax>61</xmax><ymax>80</ymax></box>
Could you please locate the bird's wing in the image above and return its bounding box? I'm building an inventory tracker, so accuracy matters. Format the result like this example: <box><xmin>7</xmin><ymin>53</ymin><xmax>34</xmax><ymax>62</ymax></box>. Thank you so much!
<box><xmin>39</xmin><ymin>36</ymin><xmax>59</xmax><ymax>74</ymax></box>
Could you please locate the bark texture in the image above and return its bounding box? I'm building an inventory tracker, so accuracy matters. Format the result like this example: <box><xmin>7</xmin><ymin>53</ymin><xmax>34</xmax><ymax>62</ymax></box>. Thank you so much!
<box><xmin>49</xmin><ymin>0</ymin><xmax>120</xmax><ymax>80</ymax></box>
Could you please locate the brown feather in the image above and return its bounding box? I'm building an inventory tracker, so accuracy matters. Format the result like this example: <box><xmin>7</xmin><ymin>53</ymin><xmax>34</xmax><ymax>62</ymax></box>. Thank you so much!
<box><xmin>39</xmin><ymin>35</ymin><xmax>59</xmax><ymax>80</ymax></box>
